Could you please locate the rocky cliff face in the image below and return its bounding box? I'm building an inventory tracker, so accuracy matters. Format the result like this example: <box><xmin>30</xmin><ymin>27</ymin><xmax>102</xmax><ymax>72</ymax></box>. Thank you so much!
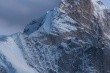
<box><xmin>0</xmin><ymin>0</ymin><xmax>110</xmax><ymax>73</ymax></box>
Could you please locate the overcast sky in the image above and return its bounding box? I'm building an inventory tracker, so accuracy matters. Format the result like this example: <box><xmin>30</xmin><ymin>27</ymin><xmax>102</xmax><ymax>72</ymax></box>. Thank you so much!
<box><xmin>0</xmin><ymin>0</ymin><xmax>110</xmax><ymax>35</ymax></box>
<box><xmin>0</xmin><ymin>0</ymin><xmax>60</xmax><ymax>35</ymax></box>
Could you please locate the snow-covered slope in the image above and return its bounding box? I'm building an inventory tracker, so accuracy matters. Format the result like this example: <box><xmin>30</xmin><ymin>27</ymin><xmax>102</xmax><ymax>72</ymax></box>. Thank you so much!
<box><xmin>30</xmin><ymin>7</ymin><xmax>78</xmax><ymax>37</ymax></box>
<box><xmin>0</xmin><ymin>0</ymin><xmax>110</xmax><ymax>73</ymax></box>
<box><xmin>24</xmin><ymin>15</ymin><xmax>45</xmax><ymax>35</ymax></box>
<box><xmin>0</xmin><ymin>35</ymin><xmax>38</xmax><ymax>73</ymax></box>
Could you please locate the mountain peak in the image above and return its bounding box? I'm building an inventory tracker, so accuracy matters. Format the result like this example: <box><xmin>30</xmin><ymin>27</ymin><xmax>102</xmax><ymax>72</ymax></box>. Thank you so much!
<box><xmin>60</xmin><ymin>0</ymin><xmax>94</xmax><ymax>13</ymax></box>
<box><xmin>60</xmin><ymin>0</ymin><xmax>106</xmax><ymax>17</ymax></box>
<box><xmin>0</xmin><ymin>0</ymin><xmax>110</xmax><ymax>73</ymax></box>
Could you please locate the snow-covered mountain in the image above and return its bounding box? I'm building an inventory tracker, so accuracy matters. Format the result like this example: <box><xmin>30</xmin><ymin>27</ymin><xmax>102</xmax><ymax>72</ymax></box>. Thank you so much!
<box><xmin>0</xmin><ymin>0</ymin><xmax>110</xmax><ymax>73</ymax></box>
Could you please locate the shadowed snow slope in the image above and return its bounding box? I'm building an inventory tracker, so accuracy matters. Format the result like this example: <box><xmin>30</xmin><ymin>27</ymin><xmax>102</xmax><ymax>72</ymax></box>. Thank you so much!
<box><xmin>0</xmin><ymin>36</ymin><xmax>38</xmax><ymax>73</ymax></box>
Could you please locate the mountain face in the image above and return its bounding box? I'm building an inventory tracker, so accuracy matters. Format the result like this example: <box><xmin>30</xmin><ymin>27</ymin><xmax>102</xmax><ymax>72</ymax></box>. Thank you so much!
<box><xmin>0</xmin><ymin>0</ymin><xmax>110</xmax><ymax>73</ymax></box>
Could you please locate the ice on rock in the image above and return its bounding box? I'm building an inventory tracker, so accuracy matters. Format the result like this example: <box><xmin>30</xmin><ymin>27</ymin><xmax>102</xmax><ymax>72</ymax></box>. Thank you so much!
<box><xmin>0</xmin><ymin>0</ymin><xmax>110</xmax><ymax>73</ymax></box>
<box><xmin>30</xmin><ymin>7</ymin><xmax>78</xmax><ymax>37</ymax></box>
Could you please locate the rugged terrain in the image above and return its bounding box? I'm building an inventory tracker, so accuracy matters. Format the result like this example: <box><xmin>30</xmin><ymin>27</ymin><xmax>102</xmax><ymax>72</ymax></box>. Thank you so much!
<box><xmin>0</xmin><ymin>0</ymin><xmax>110</xmax><ymax>73</ymax></box>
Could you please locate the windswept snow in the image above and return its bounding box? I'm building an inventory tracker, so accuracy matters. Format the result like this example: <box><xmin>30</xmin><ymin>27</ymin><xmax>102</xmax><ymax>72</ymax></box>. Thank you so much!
<box><xmin>30</xmin><ymin>7</ymin><xmax>78</xmax><ymax>37</ymax></box>
<box><xmin>0</xmin><ymin>37</ymin><xmax>38</xmax><ymax>73</ymax></box>
<box><xmin>92</xmin><ymin>0</ymin><xmax>107</xmax><ymax>18</ymax></box>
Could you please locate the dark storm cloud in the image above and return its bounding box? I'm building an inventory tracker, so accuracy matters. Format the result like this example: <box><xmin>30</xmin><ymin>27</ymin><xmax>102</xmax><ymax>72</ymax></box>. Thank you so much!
<box><xmin>0</xmin><ymin>0</ymin><xmax>60</xmax><ymax>35</ymax></box>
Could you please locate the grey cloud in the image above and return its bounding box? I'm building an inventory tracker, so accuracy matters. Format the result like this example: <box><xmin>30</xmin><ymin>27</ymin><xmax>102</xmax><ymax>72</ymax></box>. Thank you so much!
<box><xmin>0</xmin><ymin>0</ymin><xmax>60</xmax><ymax>35</ymax></box>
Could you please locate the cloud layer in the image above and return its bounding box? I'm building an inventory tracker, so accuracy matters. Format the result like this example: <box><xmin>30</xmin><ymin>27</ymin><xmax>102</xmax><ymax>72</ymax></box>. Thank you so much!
<box><xmin>0</xmin><ymin>0</ymin><xmax>60</xmax><ymax>35</ymax></box>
